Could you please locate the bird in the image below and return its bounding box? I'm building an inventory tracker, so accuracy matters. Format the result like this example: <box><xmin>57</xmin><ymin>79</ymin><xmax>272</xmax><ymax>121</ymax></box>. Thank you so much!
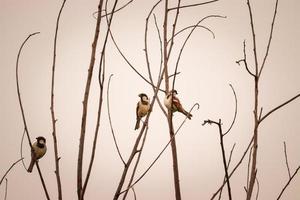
<box><xmin>27</xmin><ymin>136</ymin><xmax>47</xmax><ymax>173</ymax></box>
<box><xmin>164</xmin><ymin>89</ymin><xmax>192</xmax><ymax>119</ymax></box>
<box><xmin>135</xmin><ymin>93</ymin><xmax>150</xmax><ymax>130</ymax></box>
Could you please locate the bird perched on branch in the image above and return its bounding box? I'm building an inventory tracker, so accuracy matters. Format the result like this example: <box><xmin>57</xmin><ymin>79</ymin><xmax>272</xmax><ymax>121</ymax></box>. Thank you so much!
<box><xmin>135</xmin><ymin>93</ymin><xmax>150</xmax><ymax>130</ymax></box>
<box><xmin>164</xmin><ymin>89</ymin><xmax>192</xmax><ymax>119</ymax></box>
<box><xmin>27</xmin><ymin>136</ymin><xmax>47</xmax><ymax>173</ymax></box>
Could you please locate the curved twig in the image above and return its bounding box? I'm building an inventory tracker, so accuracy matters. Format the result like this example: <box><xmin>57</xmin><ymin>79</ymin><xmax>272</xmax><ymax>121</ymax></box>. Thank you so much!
<box><xmin>168</xmin><ymin>0</ymin><xmax>220</xmax><ymax>11</ymax></box>
<box><xmin>167</xmin><ymin>24</ymin><xmax>215</xmax><ymax>44</ymax></box>
<box><xmin>236</xmin><ymin>40</ymin><xmax>255</xmax><ymax>77</ymax></box>
<box><xmin>223</xmin><ymin>84</ymin><xmax>237</xmax><ymax>135</ymax></box>
<box><xmin>171</xmin><ymin>15</ymin><xmax>225</xmax><ymax>91</ymax></box>
<box><xmin>0</xmin><ymin>158</ymin><xmax>24</xmax><ymax>186</ymax></box>
<box><xmin>4</xmin><ymin>178</ymin><xmax>8</xmax><ymax>200</ymax></box>
<box><xmin>16</xmin><ymin>32</ymin><xmax>40</xmax><ymax>147</ymax></box>
<box><xmin>119</xmin><ymin>103</ymin><xmax>199</xmax><ymax>195</ymax></box>
<box><xmin>92</xmin><ymin>0</ymin><xmax>134</xmax><ymax>19</ymax></box>
<box><xmin>16</xmin><ymin>32</ymin><xmax>50</xmax><ymax>200</ymax></box>
<box><xmin>107</xmin><ymin>74</ymin><xmax>126</xmax><ymax>165</ymax></box>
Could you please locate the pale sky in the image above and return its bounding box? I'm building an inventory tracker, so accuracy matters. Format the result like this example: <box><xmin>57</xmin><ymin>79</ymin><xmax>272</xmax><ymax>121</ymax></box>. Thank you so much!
<box><xmin>1</xmin><ymin>0</ymin><xmax>300</xmax><ymax>200</ymax></box>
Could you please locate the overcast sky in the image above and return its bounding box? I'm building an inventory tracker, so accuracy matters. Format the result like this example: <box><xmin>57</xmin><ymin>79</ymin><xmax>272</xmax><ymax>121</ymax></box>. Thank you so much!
<box><xmin>1</xmin><ymin>0</ymin><xmax>300</xmax><ymax>199</ymax></box>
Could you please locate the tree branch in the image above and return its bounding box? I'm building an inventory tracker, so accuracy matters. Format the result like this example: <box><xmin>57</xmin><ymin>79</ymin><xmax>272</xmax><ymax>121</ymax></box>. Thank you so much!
<box><xmin>0</xmin><ymin>158</ymin><xmax>24</xmax><ymax>186</ymax></box>
<box><xmin>50</xmin><ymin>1</ymin><xmax>66</xmax><ymax>199</ymax></box>
<box><xmin>259</xmin><ymin>93</ymin><xmax>300</xmax><ymax>124</ymax></box>
<box><xmin>168</xmin><ymin>0</ymin><xmax>220</xmax><ymax>11</ymax></box>
<box><xmin>77</xmin><ymin>0</ymin><xmax>104</xmax><ymax>198</ymax></box>
<box><xmin>107</xmin><ymin>74</ymin><xmax>126</xmax><ymax>165</ymax></box>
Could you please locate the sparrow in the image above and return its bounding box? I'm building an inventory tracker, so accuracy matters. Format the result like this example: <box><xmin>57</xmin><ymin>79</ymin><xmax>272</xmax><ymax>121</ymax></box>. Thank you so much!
<box><xmin>27</xmin><ymin>136</ymin><xmax>47</xmax><ymax>173</ymax></box>
<box><xmin>164</xmin><ymin>90</ymin><xmax>192</xmax><ymax>119</ymax></box>
<box><xmin>135</xmin><ymin>93</ymin><xmax>150</xmax><ymax>130</ymax></box>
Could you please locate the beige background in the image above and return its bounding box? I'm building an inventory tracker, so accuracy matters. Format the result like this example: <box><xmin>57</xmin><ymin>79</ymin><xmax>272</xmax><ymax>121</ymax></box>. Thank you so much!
<box><xmin>1</xmin><ymin>0</ymin><xmax>300</xmax><ymax>199</ymax></box>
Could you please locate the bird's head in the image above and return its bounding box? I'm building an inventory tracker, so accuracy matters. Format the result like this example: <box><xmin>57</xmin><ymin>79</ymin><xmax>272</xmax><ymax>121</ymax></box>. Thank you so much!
<box><xmin>36</xmin><ymin>136</ymin><xmax>46</xmax><ymax>145</ymax></box>
<box><xmin>138</xmin><ymin>93</ymin><xmax>149</xmax><ymax>102</ymax></box>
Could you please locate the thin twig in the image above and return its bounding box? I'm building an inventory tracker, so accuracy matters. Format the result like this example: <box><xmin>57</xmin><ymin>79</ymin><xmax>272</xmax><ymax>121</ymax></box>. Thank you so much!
<box><xmin>144</xmin><ymin>2</ymin><xmax>167</xmax><ymax>117</ymax></box>
<box><xmin>122</xmin><ymin>127</ymin><xmax>149</xmax><ymax>200</ymax></box>
<box><xmin>283</xmin><ymin>142</ymin><xmax>291</xmax><ymax>178</ymax></box>
<box><xmin>276</xmin><ymin>165</ymin><xmax>300</xmax><ymax>200</ymax></box>
<box><xmin>258</xmin><ymin>0</ymin><xmax>279</xmax><ymax>78</ymax></box>
<box><xmin>223</xmin><ymin>84</ymin><xmax>237</xmax><ymax>135</ymax></box>
<box><xmin>210</xmin><ymin>136</ymin><xmax>254</xmax><ymax>200</ymax></box>
<box><xmin>171</xmin><ymin>15</ymin><xmax>225</xmax><ymax>91</ymax></box>
<box><xmin>36</xmin><ymin>162</ymin><xmax>51</xmax><ymax>200</ymax></box>
<box><xmin>20</xmin><ymin>128</ymin><xmax>27</xmax><ymax>170</ymax></box>
<box><xmin>203</xmin><ymin>119</ymin><xmax>232</xmax><ymax>200</ymax></box>
<box><xmin>167</xmin><ymin>24</ymin><xmax>215</xmax><ymax>44</ymax></box>
<box><xmin>168</xmin><ymin>0</ymin><xmax>220</xmax><ymax>11</ymax></box>
<box><xmin>77</xmin><ymin>0</ymin><xmax>104</xmax><ymax>198</ymax></box>
<box><xmin>259</xmin><ymin>93</ymin><xmax>300</xmax><ymax>124</ymax></box>
<box><xmin>236</xmin><ymin>40</ymin><xmax>255</xmax><ymax>77</ymax></box>
<box><xmin>107</xmin><ymin>74</ymin><xmax>126</xmax><ymax>165</ymax></box>
<box><xmin>0</xmin><ymin>158</ymin><xmax>24</xmax><ymax>186</ymax></box>
<box><xmin>92</xmin><ymin>0</ymin><xmax>134</xmax><ymax>19</ymax></box>
<box><xmin>218</xmin><ymin>143</ymin><xmax>236</xmax><ymax>200</ymax></box>
<box><xmin>16</xmin><ymin>32</ymin><xmax>40</xmax><ymax>147</ymax></box>
<box><xmin>4</xmin><ymin>178</ymin><xmax>8</xmax><ymax>200</ymax></box>
<box><xmin>81</xmin><ymin>1</ymin><xmax>119</xmax><ymax>199</ymax></box>
<box><xmin>50</xmin><ymin>1</ymin><xmax>66</xmax><ymax>199</ymax></box>
<box><xmin>255</xmin><ymin>176</ymin><xmax>260</xmax><ymax>200</ymax></box>
<box><xmin>16</xmin><ymin>32</ymin><xmax>50</xmax><ymax>200</ymax></box>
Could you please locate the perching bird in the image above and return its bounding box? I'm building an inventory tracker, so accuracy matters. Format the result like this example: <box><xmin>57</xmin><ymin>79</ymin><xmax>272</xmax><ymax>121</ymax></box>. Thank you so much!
<box><xmin>135</xmin><ymin>93</ymin><xmax>150</xmax><ymax>130</ymax></box>
<box><xmin>27</xmin><ymin>136</ymin><xmax>47</xmax><ymax>173</ymax></box>
<box><xmin>164</xmin><ymin>90</ymin><xmax>192</xmax><ymax>119</ymax></box>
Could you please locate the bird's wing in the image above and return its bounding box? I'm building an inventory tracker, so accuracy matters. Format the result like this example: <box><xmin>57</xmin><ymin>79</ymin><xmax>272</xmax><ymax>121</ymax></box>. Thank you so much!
<box><xmin>136</xmin><ymin>102</ymin><xmax>140</xmax><ymax>119</ymax></box>
<box><xmin>172</xmin><ymin>96</ymin><xmax>183</xmax><ymax>110</ymax></box>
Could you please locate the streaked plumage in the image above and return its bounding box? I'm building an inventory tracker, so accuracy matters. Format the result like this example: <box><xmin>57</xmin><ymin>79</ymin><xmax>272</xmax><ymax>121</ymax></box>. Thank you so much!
<box><xmin>164</xmin><ymin>90</ymin><xmax>192</xmax><ymax>119</ymax></box>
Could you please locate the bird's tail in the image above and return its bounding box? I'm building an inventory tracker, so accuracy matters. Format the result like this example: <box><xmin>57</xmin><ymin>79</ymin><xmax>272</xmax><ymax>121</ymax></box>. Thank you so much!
<box><xmin>135</xmin><ymin>118</ymin><xmax>141</xmax><ymax>130</ymax></box>
<box><xmin>181</xmin><ymin>109</ymin><xmax>192</xmax><ymax>120</ymax></box>
<box><xmin>27</xmin><ymin>158</ymin><xmax>35</xmax><ymax>173</ymax></box>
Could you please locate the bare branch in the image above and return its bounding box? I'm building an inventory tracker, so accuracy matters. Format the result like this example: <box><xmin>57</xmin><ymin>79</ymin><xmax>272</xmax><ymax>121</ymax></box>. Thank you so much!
<box><xmin>0</xmin><ymin>158</ymin><xmax>24</xmax><ymax>186</ymax></box>
<box><xmin>171</xmin><ymin>15</ymin><xmax>225</xmax><ymax>91</ymax></box>
<box><xmin>20</xmin><ymin>128</ymin><xmax>27</xmax><ymax>170</ymax></box>
<box><xmin>236</xmin><ymin>40</ymin><xmax>255</xmax><ymax>77</ymax></box>
<box><xmin>81</xmin><ymin>1</ymin><xmax>119</xmax><ymax>199</ymax></box>
<box><xmin>259</xmin><ymin>93</ymin><xmax>300</xmax><ymax>124</ymax></box>
<box><xmin>258</xmin><ymin>0</ymin><xmax>279</xmax><ymax>78</ymax></box>
<box><xmin>122</xmin><ymin>127</ymin><xmax>149</xmax><ymax>200</ymax></box>
<box><xmin>283</xmin><ymin>142</ymin><xmax>291</xmax><ymax>178</ymax></box>
<box><xmin>203</xmin><ymin>119</ymin><xmax>232</xmax><ymax>200</ymax></box>
<box><xmin>16</xmin><ymin>32</ymin><xmax>40</xmax><ymax>147</ymax></box>
<box><xmin>4</xmin><ymin>179</ymin><xmax>8</xmax><ymax>200</ymax></box>
<box><xmin>15</xmin><ymin>32</ymin><xmax>50</xmax><ymax>200</ymax></box>
<box><xmin>50</xmin><ymin>1</ymin><xmax>66</xmax><ymax>199</ymax></box>
<box><xmin>168</xmin><ymin>0</ymin><xmax>220</xmax><ymax>11</ymax></box>
<box><xmin>77</xmin><ymin>0</ymin><xmax>104</xmax><ymax>198</ymax></box>
<box><xmin>35</xmin><ymin>162</ymin><xmax>51</xmax><ymax>200</ymax></box>
<box><xmin>255</xmin><ymin>176</ymin><xmax>260</xmax><ymax>200</ymax></box>
<box><xmin>277</xmin><ymin>165</ymin><xmax>300</xmax><ymax>200</ymax></box>
<box><xmin>211</xmin><ymin>136</ymin><xmax>254</xmax><ymax>200</ymax></box>
<box><xmin>246</xmin><ymin>0</ymin><xmax>259</xmax><ymax>76</ymax></box>
<box><xmin>223</xmin><ymin>84</ymin><xmax>238</xmax><ymax>135</ymax></box>
<box><xmin>92</xmin><ymin>0</ymin><xmax>134</xmax><ymax>19</ymax></box>
<box><xmin>107</xmin><ymin>74</ymin><xmax>126</xmax><ymax>165</ymax></box>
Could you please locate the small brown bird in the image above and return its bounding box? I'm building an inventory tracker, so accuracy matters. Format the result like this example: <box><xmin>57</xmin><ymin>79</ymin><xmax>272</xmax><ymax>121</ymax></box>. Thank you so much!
<box><xmin>27</xmin><ymin>136</ymin><xmax>47</xmax><ymax>173</ymax></box>
<box><xmin>135</xmin><ymin>93</ymin><xmax>150</xmax><ymax>130</ymax></box>
<box><xmin>164</xmin><ymin>90</ymin><xmax>192</xmax><ymax>119</ymax></box>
